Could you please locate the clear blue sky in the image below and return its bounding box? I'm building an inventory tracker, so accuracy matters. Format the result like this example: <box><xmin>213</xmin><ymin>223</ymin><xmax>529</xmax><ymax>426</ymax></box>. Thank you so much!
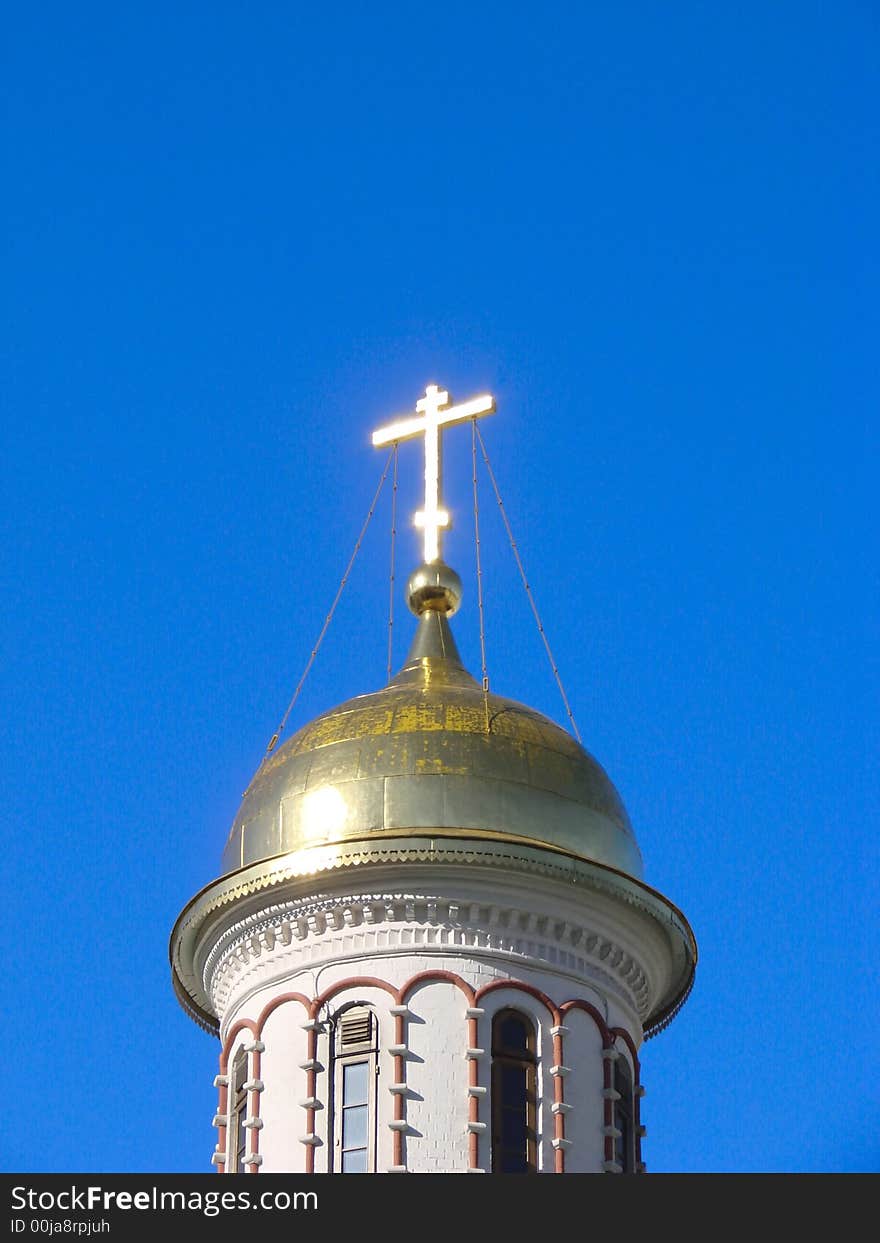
<box><xmin>2</xmin><ymin>3</ymin><xmax>876</xmax><ymax>1175</ymax></box>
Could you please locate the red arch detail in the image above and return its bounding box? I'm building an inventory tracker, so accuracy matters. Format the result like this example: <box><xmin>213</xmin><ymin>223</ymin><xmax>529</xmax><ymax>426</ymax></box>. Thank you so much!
<box><xmin>610</xmin><ymin>1025</ymin><xmax>640</xmax><ymax>1070</ymax></box>
<box><xmin>560</xmin><ymin>998</ymin><xmax>612</xmax><ymax>1045</ymax></box>
<box><xmin>311</xmin><ymin>975</ymin><xmax>398</xmax><ymax>1018</ymax></box>
<box><xmin>219</xmin><ymin>1018</ymin><xmax>259</xmax><ymax>1072</ymax></box>
<box><xmin>400</xmin><ymin>969</ymin><xmax>476</xmax><ymax>1005</ymax></box>
<box><xmin>256</xmin><ymin>991</ymin><xmax>311</xmax><ymax>1037</ymax></box>
<box><xmin>475</xmin><ymin>979</ymin><xmax>561</xmax><ymax>1025</ymax></box>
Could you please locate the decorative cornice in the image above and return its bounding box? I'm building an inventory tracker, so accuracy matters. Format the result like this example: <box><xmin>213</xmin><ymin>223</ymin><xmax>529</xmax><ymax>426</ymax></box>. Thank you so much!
<box><xmin>180</xmin><ymin>839</ymin><xmax>686</xmax><ymax>931</ymax></box>
<box><xmin>171</xmin><ymin>837</ymin><xmax>696</xmax><ymax>1040</ymax></box>
<box><xmin>205</xmin><ymin>891</ymin><xmax>651</xmax><ymax>1023</ymax></box>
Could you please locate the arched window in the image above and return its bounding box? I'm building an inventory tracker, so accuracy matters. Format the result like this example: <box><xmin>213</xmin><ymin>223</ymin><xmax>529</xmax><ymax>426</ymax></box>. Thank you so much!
<box><xmin>331</xmin><ymin>1005</ymin><xmax>378</xmax><ymax>1173</ymax></box>
<box><xmin>491</xmin><ymin>1008</ymin><xmax>537</xmax><ymax>1173</ymax></box>
<box><xmin>613</xmin><ymin>1055</ymin><xmax>635</xmax><ymax>1173</ymax></box>
<box><xmin>229</xmin><ymin>1047</ymin><xmax>248</xmax><ymax>1173</ymax></box>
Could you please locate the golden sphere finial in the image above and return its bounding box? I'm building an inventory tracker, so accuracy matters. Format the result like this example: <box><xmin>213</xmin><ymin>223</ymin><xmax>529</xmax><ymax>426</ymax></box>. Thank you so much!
<box><xmin>406</xmin><ymin>562</ymin><xmax>462</xmax><ymax>617</ymax></box>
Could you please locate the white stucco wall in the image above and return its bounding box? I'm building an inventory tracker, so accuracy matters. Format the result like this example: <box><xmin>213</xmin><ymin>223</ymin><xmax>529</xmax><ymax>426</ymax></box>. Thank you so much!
<box><xmin>403</xmin><ymin>978</ymin><xmax>471</xmax><ymax>1172</ymax></box>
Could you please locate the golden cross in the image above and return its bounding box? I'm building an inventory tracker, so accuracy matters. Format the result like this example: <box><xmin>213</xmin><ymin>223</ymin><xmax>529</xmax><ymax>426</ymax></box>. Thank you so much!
<box><xmin>372</xmin><ymin>384</ymin><xmax>496</xmax><ymax>564</ymax></box>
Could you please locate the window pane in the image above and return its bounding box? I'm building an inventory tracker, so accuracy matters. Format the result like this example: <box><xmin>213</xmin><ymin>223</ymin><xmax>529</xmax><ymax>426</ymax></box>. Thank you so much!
<box><xmin>500</xmin><ymin>1063</ymin><xmax>527</xmax><ymax>1108</ymax></box>
<box><xmin>341</xmin><ymin>1148</ymin><xmax>367</xmax><ymax>1173</ymax></box>
<box><xmin>342</xmin><ymin>1103</ymin><xmax>368</xmax><ymax>1150</ymax></box>
<box><xmin>236</xmin><ymin>1110</ymin><xmax>247</xmax><ymax>1168</ymax></box>
<box><xmin>500</xmin><ymin>1114</ymin><xmax>525</xmax><ymax>1149</ymax></box>
<box><xmin>616</xmin><ymin>1109</ymin><xmax>632</xmax><ymax>1170</ymax></box>
<box><xmin>499</xmin><ymin>1149</ymin><xmax>529</xmax><ymax>1173</ymax></box>
<box><xmin>493</xmin><ymin>1051</ymin><xmax>536</xmax><ymax>1174</ymax></box>
<box><xmin>498</xmin><ymin>1014</ymin><xmax>529</xmax><ymax>1054</ymax></box>
<box><xmin>343</xmin><ymin>1060</ymin><xmax>369</xmax><ymax>1106</ymax></box>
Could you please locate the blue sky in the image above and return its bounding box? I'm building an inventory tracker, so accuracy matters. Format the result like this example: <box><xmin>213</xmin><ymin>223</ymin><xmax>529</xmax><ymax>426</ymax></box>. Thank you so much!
<box><xmin>2</xmin><ymin>3</ymin><xmax>876</xmax><ymax>1175</ymax></box>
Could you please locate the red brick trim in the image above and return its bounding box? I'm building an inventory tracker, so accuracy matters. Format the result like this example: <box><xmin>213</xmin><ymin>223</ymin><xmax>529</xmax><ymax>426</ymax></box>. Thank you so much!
<box><xmin>214</xmin><ymin>1073</ymin><xmax>228</xmax><ymax>1176</ymax></box>
<box><xmin>475</xmin><ymin>979</ymin><xmax>561</xmax><ymax>1024</ymax></box>
<box><xmin>256</xmin><ymin>991</ymin><xmax>311</xmax><ymax>1034</ymax></box>
<box><xmin>247</xmin><ymin>1041</ymin><xmax>261</xmax><ymax>1175</ymax></box>
<box><xmin>311</xmin><ymin>975</ymin><xmax>398</xmax><ymax>1015</ymax></box>
<box><xmin>551</xmin><ymin>1024</ymin><xmax>565</xmax><ymax>1172</ymax></box>
<box><xmin>399</xmin><ymin>969</ymin><xmax>476</xmax><ymax>1006</ymax></box>
<box><xmin>559</xmin><ymin>998</ymin><xmax>611</xmax><ymax>1043</ymax></box>
<box><xmin>219</xmin><ymin>1019</ymin><xmax>259</xmax><ymax>1073</ymax></box>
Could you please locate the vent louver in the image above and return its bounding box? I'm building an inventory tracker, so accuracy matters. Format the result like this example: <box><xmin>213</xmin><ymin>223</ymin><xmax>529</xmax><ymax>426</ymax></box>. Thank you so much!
<box><xmin>339</xmin><ymin>1007</ymin><xmax>373</xmax><ymax>1048</ymax></box>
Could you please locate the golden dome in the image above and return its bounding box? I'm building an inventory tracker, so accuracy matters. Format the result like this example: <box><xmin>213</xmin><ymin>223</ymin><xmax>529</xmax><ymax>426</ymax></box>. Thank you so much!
<box><xmin>221</xmin><ymin>607</ymin><xmax>644</xmax><ymax>880</ymax></box>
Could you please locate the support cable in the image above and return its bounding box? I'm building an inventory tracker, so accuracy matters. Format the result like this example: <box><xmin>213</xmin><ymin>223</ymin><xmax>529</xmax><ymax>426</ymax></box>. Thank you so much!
<box><xmin>474</xmin><ymin>425</ymin><xmax>582</xmax><ymax>743</ymax></box>
<box><xmin>244</xmin><ymin>448</ymin><xmax>395</xmax><ymax>796</ymax></box>
<box><xmin>386</xmin><ymin>444</ymin><xmax>399</xmax><ymax>683</ymax></box>
<box><xmin>471</xmin><ymin>418</ymin><xmax>491</xmax><ymax>733</ymax></box>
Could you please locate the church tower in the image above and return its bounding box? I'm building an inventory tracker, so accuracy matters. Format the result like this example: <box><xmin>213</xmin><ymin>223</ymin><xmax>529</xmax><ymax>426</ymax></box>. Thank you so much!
<box><xmin>170</xmin><ymin>384</ymin><xmax>696</xmax><ymax>1174</ymax></box>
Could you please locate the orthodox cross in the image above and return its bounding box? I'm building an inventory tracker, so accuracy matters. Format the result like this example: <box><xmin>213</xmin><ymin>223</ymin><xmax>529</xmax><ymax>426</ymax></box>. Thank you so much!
<box><xmin>372</xmin><ymin>384</ymin><xmax>496</xmax><ymax>564</ymax></box>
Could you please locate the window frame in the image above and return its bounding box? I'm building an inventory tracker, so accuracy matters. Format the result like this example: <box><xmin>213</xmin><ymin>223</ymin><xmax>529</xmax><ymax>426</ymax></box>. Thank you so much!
<box><xmin>613</xmin><ymin>1053</ymin><xmax>635</xmax><ymax>1174</ymax></box>
<box><xmin>229</xmin><ymin>1047</ymin><xmax>249</xmax><ymax>1174</ymax></box>
<box><xmin>490</xmin><ymin>1007</ymin><xmax>538</xmax><ymax>1174</ymax></box>
<box><xmin>330</xmin><ymin>1005</ymin><xmax>378</xmax><ymax>1174</ymax></box>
